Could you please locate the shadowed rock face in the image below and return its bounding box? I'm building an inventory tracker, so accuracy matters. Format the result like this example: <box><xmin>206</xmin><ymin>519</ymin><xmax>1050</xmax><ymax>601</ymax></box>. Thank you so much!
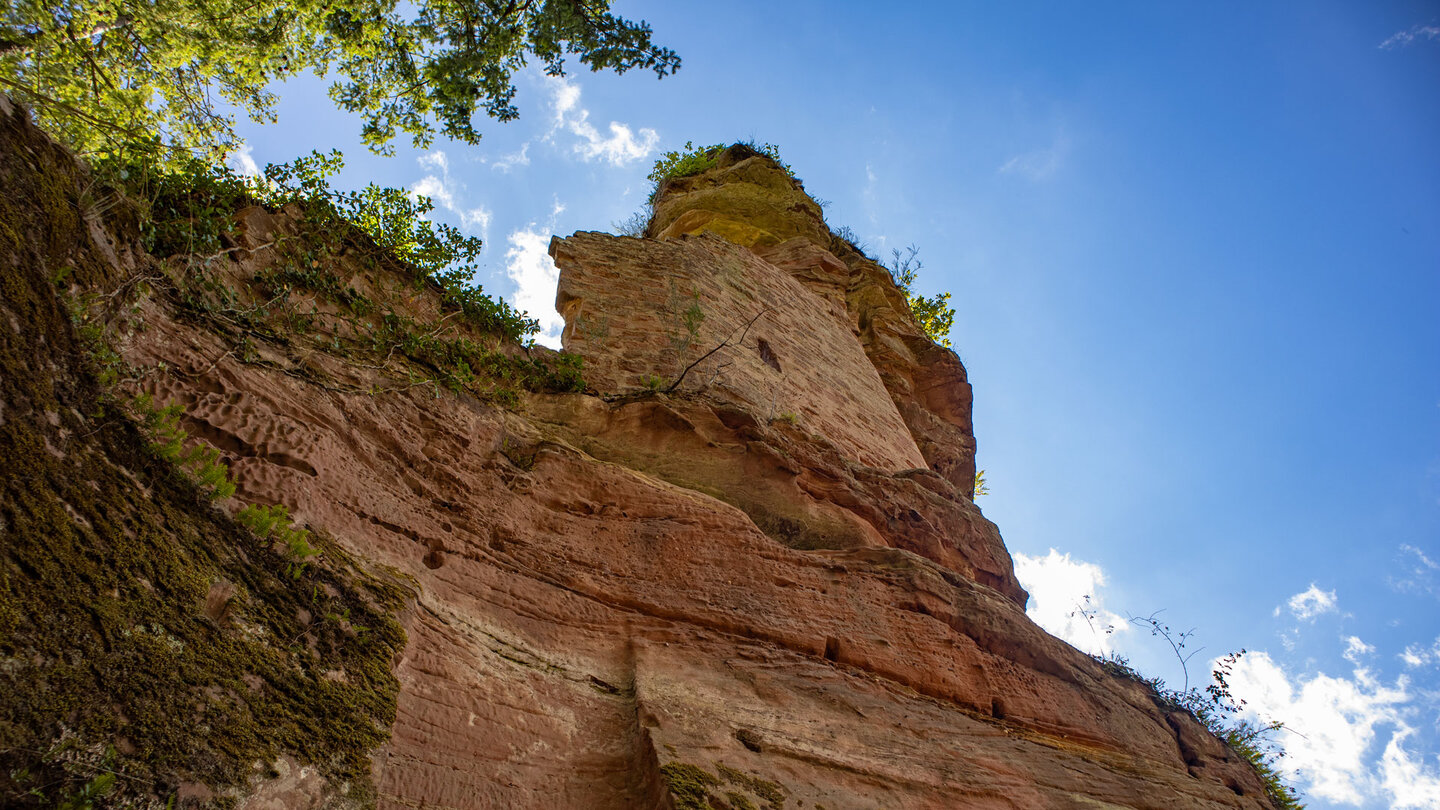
<box><xmin>1</xmin><ymin>111</ymin><xmax>1280</xmax><ymax>810</ymax></box>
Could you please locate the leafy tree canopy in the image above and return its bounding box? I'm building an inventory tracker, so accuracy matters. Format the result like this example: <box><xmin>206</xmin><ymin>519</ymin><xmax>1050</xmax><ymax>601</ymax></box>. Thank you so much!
<box><xmin>0</xmin><ymin>0</ymin><xmax>679</xmax><ymax>159</ymax></box>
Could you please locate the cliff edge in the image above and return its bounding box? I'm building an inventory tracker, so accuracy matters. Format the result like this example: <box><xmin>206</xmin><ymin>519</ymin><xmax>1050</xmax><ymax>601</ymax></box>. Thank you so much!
<box><xmin>0</xmin><ymin>110</ymin><xmax>1279</xmax><ymax>810</ymax></box>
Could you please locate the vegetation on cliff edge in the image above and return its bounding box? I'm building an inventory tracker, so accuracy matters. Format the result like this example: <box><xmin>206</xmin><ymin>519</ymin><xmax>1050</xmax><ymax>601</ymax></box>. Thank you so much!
<box><xmin>638</xmin><ymin>140</ymin><xmax>960</xmax><ymax>349</ymax></box>
<box><xmin>0</xmin><ymin>106</ymin><xmax>411</xmax><ymax>806</ymax></box>
<box><xmin>1080</xmin><ymin>606</ymin><xmax>1305</xmax><ymax>809</ymax></box>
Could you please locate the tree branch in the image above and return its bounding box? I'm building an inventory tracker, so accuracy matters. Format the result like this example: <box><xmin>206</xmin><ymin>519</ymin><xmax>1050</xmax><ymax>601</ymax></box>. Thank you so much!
<box><xmin>0</xmin><ymin>28</ymin><xmax>41</xmax><ymax>56</ymax></box>
<box><xmin>0</xmin><ymin>16</ymin><xmax>134</xmax><ymax>55</ymax></box>
<box><xmin>664</xmin><ymin>308</ymin><xmax>769</xmax><ymax>394</ymax></box>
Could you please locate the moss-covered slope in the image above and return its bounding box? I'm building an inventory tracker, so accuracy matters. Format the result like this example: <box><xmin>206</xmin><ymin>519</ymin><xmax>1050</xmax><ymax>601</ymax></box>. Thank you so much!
<box><xmin>0</xmin><ymin>97</ymin><xmax>407</xmax><ymax>809</ymax></box>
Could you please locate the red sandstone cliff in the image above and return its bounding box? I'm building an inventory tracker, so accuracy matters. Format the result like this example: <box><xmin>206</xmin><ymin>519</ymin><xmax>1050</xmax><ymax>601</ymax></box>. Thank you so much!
<box><xmin>0</xmin><ymin>106</ymin><xmax>1280</xmax><ymax>809</ymax></box>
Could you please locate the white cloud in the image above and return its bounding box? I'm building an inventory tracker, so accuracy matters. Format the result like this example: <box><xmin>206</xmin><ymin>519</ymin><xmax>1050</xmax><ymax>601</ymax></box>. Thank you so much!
<box><xmin>1344</xmin><ymin>635</ymin><xmax>1376</xmax><ymax>664</ymax></box>
<box><xmin>227</xmin><ymin>143</ymin><xmax>259</xmax><ymax>177</ymax></box>
<box><xmin>1399</xmin><ymin>637</ymin><xmax>1440</xmax><ymax>669</ymax></box>
<box><xmin>411</xmin><ymin>174</ymin><xmax>455</xmax><ymax>210</ymax></box>
<box><xmin>544</xmin><ymin>76</ymin><xmax>658</xmax><ymax>166</ymax></box>
<box><xmin>410</xmin><ymin>150</ymin><xmax>492</xmax><ymax>238</ymax></box>
<box><xmin>504</xmin><ymin>213</ymin><xmax>565</xmax><ymax>349</ymax></box>
<box><xmin>1228</xmin><ymin>653</ymin><xmax>1410</xmax><ymax>804</ymax></box>
<box><xmin>1380</xmin><ymin>724</ymin><xmax>1440</xmax><ymax>808</ymax></box>
<box><xmin>1012</xmin><ymin>548</ymin><xmax>1129</xmax><ymax>655</ymax></box>
<box><xmin>998</xmin><ymin>130</ymin><xmax>1069</xmax><ymax>181</ymax></box>
<box><xmin>1227</xmin><ymin>645</ymin><xmax>1440</xmax><ymax>808</ymax></box>
<box><xmin>549</xmin><ymin>77</ymin><xmax>583</xmax><ymax>123</ymax></box>
<box><xmin>1286</xmin><ymin>583</ymin><xmax>1339</xmax><ymax>622</ymax></box>
<box><xmin>1381</xmin><ymin>25</ymin><xmax>1440</xmax><ymax>49</ymax></box>
<box><xmin>466</xmin><ymin>206</ymin><xmax>493</xmax><ymax>235</ymax></box>
<box><xmin>1402</xmin><ymin>543</ymin><xmax>1439</xmax><ymax>573</ymax></box>
<box><xmin>418</xmin><ymin>150</ymin><xmax>449</xmax><ymax>174</ymax></box>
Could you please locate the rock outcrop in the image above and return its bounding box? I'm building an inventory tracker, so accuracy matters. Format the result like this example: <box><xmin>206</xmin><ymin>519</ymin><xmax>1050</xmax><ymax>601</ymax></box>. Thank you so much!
<box><xmin>0</xmin><ymin>109</ymin><xmax>1280</xmax><ymax>810</ymax></box>
<box><xmin>648</xmin><ymin>150</ymin><xmax>979</xmax><ymax>497</ymax></box>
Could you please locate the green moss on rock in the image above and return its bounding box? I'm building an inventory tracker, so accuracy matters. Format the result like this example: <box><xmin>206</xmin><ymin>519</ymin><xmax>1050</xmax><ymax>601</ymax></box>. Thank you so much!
<box><xmin>659</xmin><ymin>762</ymin><xmax>721</xmax><ymax>810</ymax></box>
<box><xmin>717</xmin><ymin>763</ymin><xmax>787</xmax><ymax>810</ymax></box>
<box><xmin>0</xmin><ymin>98</ymin><xmax>408</xmax><ymax>808</ymax></box>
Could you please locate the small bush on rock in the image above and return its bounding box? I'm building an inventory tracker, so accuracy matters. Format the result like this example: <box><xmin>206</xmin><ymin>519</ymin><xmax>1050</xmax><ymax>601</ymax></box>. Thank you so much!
<box><xmin>885</xmin><ymin>245</ymin><xmax>955</xmax><ymax>348</ymax></box>
<box><xmin>646</xmin><ymin>140</ymin><xmax>792</xmax><ymax>201</ymax></box>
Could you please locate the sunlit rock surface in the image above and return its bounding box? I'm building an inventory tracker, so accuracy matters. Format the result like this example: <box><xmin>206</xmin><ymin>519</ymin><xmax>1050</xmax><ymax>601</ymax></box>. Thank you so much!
<box><xmin>0</xmin><ymin>111</ymin><xmax>1281</xmax><ymax>809</ymax></box>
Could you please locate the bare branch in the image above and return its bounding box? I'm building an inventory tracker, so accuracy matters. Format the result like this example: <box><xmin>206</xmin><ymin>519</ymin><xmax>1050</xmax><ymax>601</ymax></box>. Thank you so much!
<box><xmin>664</xmin><ymin>307</ymin><xmax>769</xmax><ymax>394</ymax></box>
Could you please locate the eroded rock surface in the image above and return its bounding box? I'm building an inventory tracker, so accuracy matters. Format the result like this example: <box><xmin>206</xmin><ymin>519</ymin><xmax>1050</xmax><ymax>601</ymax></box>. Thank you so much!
<box><xmin>649</xmin><ymin>147</ymin><xmax>979</xmax><ymax>496</ymax></box>
<box><xmin>551</xmin><ymin>230</ymin><xmax>926</xmax><ymax>473</ymax></box>
<box><xmin>1</xmin><ymin>115</ymin><xmax>1281</xmax><ymax>810</ymax></box>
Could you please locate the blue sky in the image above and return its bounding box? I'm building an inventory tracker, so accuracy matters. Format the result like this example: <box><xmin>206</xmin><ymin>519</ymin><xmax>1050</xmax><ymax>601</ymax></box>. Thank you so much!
<box><xmin>227</xmin><ymin>3</ymin><xmax>1440</xmax><ymax>806</ymax></box>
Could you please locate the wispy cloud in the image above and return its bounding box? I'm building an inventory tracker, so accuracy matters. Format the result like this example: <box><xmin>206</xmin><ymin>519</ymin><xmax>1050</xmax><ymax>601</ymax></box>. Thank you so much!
<box><xmin>1228</xmin><ymin>647</ymin><xmax>1440</xmax><ymax>807</ymax></box>
<box><xmin>1344</xmin><ymin>635</ymin><xmax>1376</xmax><ymax>664</ymax></box>
<box><xmin>1012</xmin><ymin>548</ymin><xmax>1129</xmax><ymax>655</ymax></box>
<box><xmin>491</xmin><ymin>142</ymin><xmax>531</xmax><ymax>173</ymax></box>
<box><xmin>544</xmin><ymin>76</ymin><xmax>659</xmax><ymax>166</ymax></box>
<box><xmin>227</xmin><ymin>143</ymin><xmax>259</xmax><ymax>177</ymax></box>
<box><xmin>862</xmin><ymin>162</ymin><xmax>881</xmax><ymax>229</ymax></box>
<box><xmin>1286</xmin><ymin>583</ymin><xmax>1339</xmax><ymax>622</ymax></box>
<box><xmin>1391</xmin><ymin>543</ymin><xmax>1440</xmax><ymax>597</ymax></box>
<box><xmin>1380</xmin><ymin>25</ymin><xmax>1440</xmax><ymax>49</ymax></box>
<box><xmin>1399</xmin><ymin>637</ymin><xmax>1440</xmax><ymax>668</ymax></box>
<box><xmin>504</xmin><ymin>199</ymin><xmax>567</xmax><ymax>348</ymax></box>
<box><xmin>411</xmin><ymin>150</ymin><xmax>492</xmax><ymax>238</ymax></box>
<box><xmin>1380</xmin><ymin>724</ymin><xmax>1440</xmax><ymax>808</ymax></box>
<box><xmin>998</xmin><ymin>130</ymin><xmax>1070</xmax><ymax>181</ymax></box>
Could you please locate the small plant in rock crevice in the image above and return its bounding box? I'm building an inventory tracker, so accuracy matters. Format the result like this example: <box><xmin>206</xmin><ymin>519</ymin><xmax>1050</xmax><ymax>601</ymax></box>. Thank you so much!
<box><xmin>130</xmin><ymin>392</ymin><xmax>236</xmax><ymax>501</ymax></box>
<box><xmin>613</xmin><ymin>207</ymin><xmax>651</xmax><ymax>237</ymax></box>
<box><xmin>663</xmin><ymin>284</ymin><xmax>706</xmax><ymax>367</ymax></box>
<box><xmin>236</xmin><ymin>503</ymin><xmax>320</xmax><ymax>578</ymax></box>
<box><xmin>832</xmin><ymin>224</ymin><xmax>868</xmax><ymax>255</ymax></box>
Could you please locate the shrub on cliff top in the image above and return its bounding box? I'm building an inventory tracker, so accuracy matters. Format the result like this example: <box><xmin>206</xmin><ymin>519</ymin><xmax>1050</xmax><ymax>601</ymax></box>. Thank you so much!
<box><xmin>646</xmin><ymin>140</ymin><xmax>792</xmax><ymax>201</ymax></box>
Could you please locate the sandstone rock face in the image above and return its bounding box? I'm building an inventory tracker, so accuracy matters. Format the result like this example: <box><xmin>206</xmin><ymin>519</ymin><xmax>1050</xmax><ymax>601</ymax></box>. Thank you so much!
<box><xmin>649</xmin><ymin>146</ymin><xmax>979</xmax><ymax>496</ymax></box>
<box><xmin>1</xmin><ymin>114</ymin><xmax>1281</xmax><ymax>809</ymax></box>
<box><xmin>551</xmin><ymin>230</ymin><xmax>926</xmax><ymax>473</ymax></box>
